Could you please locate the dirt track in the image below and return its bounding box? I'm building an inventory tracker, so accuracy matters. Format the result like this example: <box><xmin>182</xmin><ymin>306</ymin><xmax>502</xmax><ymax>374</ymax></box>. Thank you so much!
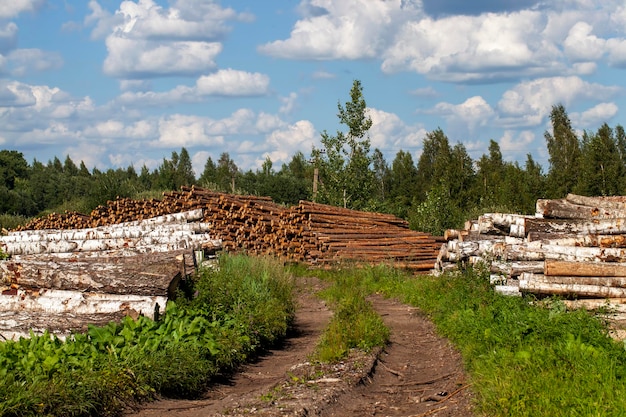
<box><xmin>125</xmin><ymin>277</ymin><xmax>475</xmax><ymax>416</ymax></box>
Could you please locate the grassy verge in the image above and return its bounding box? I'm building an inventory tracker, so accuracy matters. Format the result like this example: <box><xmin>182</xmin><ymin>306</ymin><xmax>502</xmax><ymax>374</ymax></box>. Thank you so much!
<box><xmin>0</xmin><ymin>254</ymin><xmax>295</xmax><ymax>417</ymax></box>
<box><xmin>308</xmin><ymin>263</ymin><xmax>626</xmax><ymax>416</ymax></box>
<box><xmin>297</xmin><ymin>265</ymin><xmax>389</xmax><ymax>363</ymax></box>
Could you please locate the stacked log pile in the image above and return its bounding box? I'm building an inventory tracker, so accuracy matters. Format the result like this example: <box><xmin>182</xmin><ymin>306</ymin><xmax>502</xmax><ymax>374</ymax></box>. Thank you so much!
<box><xmin>13</xmin><ymin>186</ymin><xmax>442</xmax><ymax>271</ymax></box>
<box><xmin>0</xmin><ymin>210</ymin><xmax>221</xmax><ymax>340</ymax></box>
<box><xmin>437</xmin><ymin>194</ymin><xmax>626</xmax><ymax>309</ymax></box>
<box><xmin>280</xmin><ymin>201</ymin><xmax>443</xmax><ymax>270</ymax></box>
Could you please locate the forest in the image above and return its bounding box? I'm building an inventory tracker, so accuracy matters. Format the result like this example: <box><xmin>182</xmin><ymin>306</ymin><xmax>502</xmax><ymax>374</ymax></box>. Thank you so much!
<box><xmin>1</xmin><ymin>80</ymin><xmax>625</xmax><ymax>235</ymax></box>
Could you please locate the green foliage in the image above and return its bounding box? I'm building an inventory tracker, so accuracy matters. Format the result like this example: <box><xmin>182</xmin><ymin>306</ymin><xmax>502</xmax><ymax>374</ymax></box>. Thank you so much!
<box><xmin>189</xmin><ymin>255</ymin><xmax>295</xmax><ymax>349</ymax></box>
<box><xmin>545</xmin><ymin>103</ymin><xmax>582</xmax><ymax>198</ymax></box>
<box><xmin>576</xmin><ymin>124</ymin><xmax>625</xmax><ymax>196</ymax></box>
<box><xmin>0</xmin><ymin>254</ymin><xmax>296</xmax><ymax>417</ymax></box>
<box><xmin>314</xmin><ymin>79</ymin><xmax>375</xmax><ymax>209</ymax></box>
<box><xmin>0</xmin><ymin>213</ymin><xmax>29</xmax><ymax>231</ymax></box>
<box><xmin>408</xmin><ymin>185</ymin><xmax>464</xmax><ymax>235</ymax></box>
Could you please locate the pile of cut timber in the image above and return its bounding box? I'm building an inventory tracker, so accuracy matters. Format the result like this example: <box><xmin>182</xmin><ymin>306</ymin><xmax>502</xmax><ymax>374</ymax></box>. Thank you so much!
<box><xmin>0</xmin><ymin>210</ymin><xmax>221</xmax><ymax>340</ymax></box>
<box><xmin>281</xmin><ymin>201</ymin><xmax>443</xmax><ymax>270</ymax></box>
<box><xmin>15</xmin><ymin>186</ymin><xmax>442</xmax><ymax>271</ymax></box>
<box><xmin>437</xmin><ymin>194</ymin><xmax>626</xmax><ymax>310</ymax></box>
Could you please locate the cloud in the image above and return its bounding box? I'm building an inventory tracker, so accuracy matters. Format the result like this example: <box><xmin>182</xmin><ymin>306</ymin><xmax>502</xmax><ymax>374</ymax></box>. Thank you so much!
<box><xmin>103</xmin><ymin>37</ymin><xmax>222</xmax><ymax>78</ymax></box>
<box><xmin>258</xmin><ymin>0</ymin><xmax>412</xmax><ymax>60</ymax></box>
<box><xmin>312</xmin><ymin>70</ymin><xmax>336</xmax><ymax>79</ymax></box>
<box><xmin>499</xmin><ymin>130</ymin><xmax>537</xmax><ymax>159</ymax></box>
<box><xmin>497</xmin><ymin>76</ymin><xmax>622</xmax><ymax>127</ymax></box>
<box><xmin>64</xmin><ymin>142</ymin><xmax>107</xmax><ymax>170</ymax></box>
<box><xmin>6</xmin><ymin>49</ymin><xmax>63</xmax><ymax>76</ymax></box>
<box><xmin>573</xmin><ymin>102</ymin><xmax>619</xmax><ymax>127</ymax></box>
<box><xmin>563</xmin><ymin>22</ymin><xmax>606</xmax><ymax>62</ymax></box>
<box><xmin>279</xmin><ymin>92</ymin><xmax>298</xmax><ymax>114</ymax></box>
<box><xmin>0</xmin><ymin>0</ymin><xmax>44</xmax><ymax>19</ymax></box>
<box><xmin>196</xmin><ymin>69</ymin><xmax>269</xmax><ymax>96</ymax></box>
<box><xmin>155</xmin><ymin>114</ymin><xmax>226</xmax><ymax>148</ymax></box>
<box><xmin>260</xmin><ymin>1</ymin><xmax>626</xmax><ymax>84</ymax></box>
<box><xmin>430</xmin><ymin>96</ymin><xmax>495</xmax><ymax>132</ymax></box>
<box><xmin>0</xmin><ymin>22</ymin><xmax>18</xmax><ymax>54</ymax></box>
<box><xmin>259</xmin><ymin>120</ymin><xmax>317</xmax><ymax>167</ymax></box>
<box><xmin>367</xmin><ymin>107</ymin><xmax>428</xmax><ymax>152</ymax></box>
<box><xmin>90</xmin><ymin>0</ymin><xmax>246</xmax><ymax>79</ymax></box>
<box><xmin>382</xmin><ymin>10</ymin><xmax>565</xmax><ymax>83</ymax></box>
<box><xmin>0</xmin><ymin>81</ymin><xmax>36</xmax><ymax>107</ymax></box>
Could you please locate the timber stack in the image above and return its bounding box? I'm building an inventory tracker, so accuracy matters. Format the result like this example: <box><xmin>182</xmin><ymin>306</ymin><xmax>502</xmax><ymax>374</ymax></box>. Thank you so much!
<box><xmin>0</xmin><ymin>210</ymin><xmax>222</xmax><ymax>340</ymax></box>
<box><xmin>13</xmin><ymin>185</ymin><xmax>442</xmax><ymax>271</ymax></box>
<box><xmin>437</xmin><ymin>194</ymin><xmax>626</xmax><ymax>311</ymax></box>
<box><xmin>280</xmin><ymin>200</ymin><xmax>442</xmax><ymax>270</ymax></box>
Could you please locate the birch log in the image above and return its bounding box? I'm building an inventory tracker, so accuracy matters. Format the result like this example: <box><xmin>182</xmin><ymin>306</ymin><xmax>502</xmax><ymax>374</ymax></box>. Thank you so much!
<box><xmin>0</xmin><ymin>311</ymin><xmax>128</xmax><ymax>341</ymax></box>
<box><xmin>536</xmin><ymin>198</ymin><xmax>626</xmax><ymax>220</ymax></box>
<box><xmin>526</xmin><ymin>233</ymin><xmax>626</xmax><ymax>248</ymax></box>
<box><xmin>1</xmin><ymin>233</ymin><xmax>215</xmax><ymax>256</ymax></box>
<box><xmin>565</xmin><ymin>194</ymin><xmax>626</xmax><ymax>211</ymax></box>
<box><xmin>519</xmin><ymin>273</ymin><xmax>626</xmax><ymax>297</ymax></box>
<box><xmin>524</xmin><ymin>217</ymin><xmax>626</xmax><ymax>236</ymax></box>
<box><xmin>526</xmin><ymin>274</ymin><xmax>626</xmax><ymax>288</ymax></box>
<box><xmin>503</xmin><ymin>243</ymin><xmax>626</xmax><ymax>262</ymax></box>
<box><xmin>0</xmin><ymin>288</ymin><xmax>167</xmax><ymax>317</ymax></box>
<box><xmin>0</xmin><ymin>252</ymin><xmax>186</xmax><ymax>296</ymax></box>
<box><xmin>490</xmin><ymin>260</ymin><xmax>545</xmax><ymax>277</ymax></box>
<box><xmin>0</xmin><ymin>222</ymin><xmax>210</xmax><ymax>243</ymax></box>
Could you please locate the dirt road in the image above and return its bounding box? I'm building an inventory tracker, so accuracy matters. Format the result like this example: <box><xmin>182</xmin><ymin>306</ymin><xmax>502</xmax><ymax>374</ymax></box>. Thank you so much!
<box><xmin>125</xmin><ymin>277</ymin><xmax>475</xmax><ymax>416</ymax></box>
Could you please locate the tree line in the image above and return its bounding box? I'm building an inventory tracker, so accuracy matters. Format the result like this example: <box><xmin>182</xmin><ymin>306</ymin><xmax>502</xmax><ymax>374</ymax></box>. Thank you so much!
<box><xmin>1</xmin><ymin>80</ymin><xmax>625</xmax><ymax>234</ymax></box>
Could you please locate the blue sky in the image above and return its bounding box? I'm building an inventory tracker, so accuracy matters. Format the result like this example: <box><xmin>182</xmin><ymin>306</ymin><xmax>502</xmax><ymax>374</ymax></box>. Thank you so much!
<box><xmin>2</xmin><ymin>1</ymin><xmax>626</xmax><ymax>176</ymax></box>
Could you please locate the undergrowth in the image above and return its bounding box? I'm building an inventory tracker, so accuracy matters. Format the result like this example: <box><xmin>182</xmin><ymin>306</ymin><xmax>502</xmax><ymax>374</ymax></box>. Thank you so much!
<box><xmin>0</xmin><ymin>254</ymin><xmax>295</xmax><ymax>417</ymax></box>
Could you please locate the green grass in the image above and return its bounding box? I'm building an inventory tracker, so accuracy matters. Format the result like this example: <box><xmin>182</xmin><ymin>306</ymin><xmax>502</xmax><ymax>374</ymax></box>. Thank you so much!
<box><xmin>307</xmin><ymin>263</ymin><xmax>626</xmax><ymax>417</ymax></box>
<box><xmin>0</xmin><ymin>254</ymin><xmax>295</xmax><ymax>417</ymax></box>
<box><xmin>299</xmin><ymin>265</ymin><xmax>390</xmax><ymax>363</ymax></box>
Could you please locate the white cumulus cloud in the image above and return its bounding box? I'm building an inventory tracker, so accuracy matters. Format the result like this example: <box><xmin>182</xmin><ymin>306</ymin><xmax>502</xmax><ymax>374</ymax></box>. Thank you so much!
<box><xmin>196</xmin><ymin>69</ymin><xmax>269</xmax><ymax>96</ymax></box>
<box><xmin>497</xmin><ymin>76</ymin><xmax>621</xmax><ymax>127</ymax></box>
<box><xmin>90</xmin><ymin>0</ymin><xmax>245</xmax><ymax>79</ymax></box>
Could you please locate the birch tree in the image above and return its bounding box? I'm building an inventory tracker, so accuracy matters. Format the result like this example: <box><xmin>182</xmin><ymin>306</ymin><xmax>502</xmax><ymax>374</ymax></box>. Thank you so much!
<box><xmin>313</xmin><ymin>80</ymin><xmax>374</xmax><ymax>209</ymax></box>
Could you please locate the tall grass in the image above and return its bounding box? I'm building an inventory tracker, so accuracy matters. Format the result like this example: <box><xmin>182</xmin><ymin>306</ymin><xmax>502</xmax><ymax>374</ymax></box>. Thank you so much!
<box><xmin>305</xmin><ymin>266</ymin><xmax>389</xmax><ymax>363</ymax></box>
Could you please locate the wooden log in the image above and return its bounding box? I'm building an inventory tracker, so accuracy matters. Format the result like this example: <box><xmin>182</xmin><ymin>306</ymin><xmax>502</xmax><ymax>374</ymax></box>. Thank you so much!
<box><xmin>529</xmin><ymin>274</ymin><xmax>626</xmax><ymax>288</ymax></box>
<box><xmin>0</xmin><ymin>311</ymin><xmax>129</xmax><ymax>341</ymax></box>
<box><xmin>535</xmin><ymin>198</ymin><xmax>626</xmax><ymax>219</ymax></box>
<box><xmin>1</xmin><ymin>234</ymin><xmax>216</xmax><ymax>256</ymax></box>
<box><xmin>545</xmin><ymin>260</ymin><xmax>626</xmax><ymax>277</ymax></box>
<box><xmin>520</xmin><ymin>273</ymin><xmax>626</xmax><ymax>297</ymax></box>
<box><xmin>0</xmin><ymin>288</ymin><xmax>167</xmax><ymax>318</ymax></box>
<box><xmin>524</xmin><ymin>217</ymin><xmax>626</xmax><ymax>236</ymax></box>
<box><xmin>504</xmin><ymin>243</ymin><xmax>626</xmax><ymax>263</ymax></box>
<box><xmin>0</xmin><ymin>252</ymin><xmax>187</xmax><ymax>296</ymax></box>
<box><xmin>490</xmin><ymin>260</ymin><xmax>545</xmax><ymax>277</ymax></box>
<box><xmin>566</xmin><ymin>194</ymin><xmax>626</xmax><ymax>211</ymax></box>
<box><xmin>526</xmin><ymin>233</ymin><xmax>626</xmax><ymax>248</ymax></box>
<box><xmin>1</xmin><ymin>222</ymin><xmax>211</xmax><ymax>243</ymax></box>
